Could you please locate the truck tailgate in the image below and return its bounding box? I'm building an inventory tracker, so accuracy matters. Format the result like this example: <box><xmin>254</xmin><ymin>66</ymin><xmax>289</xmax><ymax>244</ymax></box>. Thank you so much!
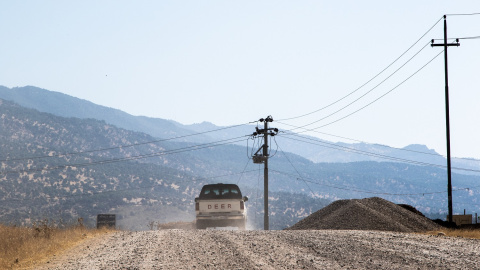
<box><xmin>198</xmin><ymin>199</ymin><xmax>241</xmax><ymax>212</ymax></box>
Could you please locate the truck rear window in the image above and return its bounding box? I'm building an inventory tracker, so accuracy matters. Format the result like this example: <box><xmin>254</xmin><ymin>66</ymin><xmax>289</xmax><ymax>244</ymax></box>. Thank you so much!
<box><xmin>199</xmin><ymin>185</ymin><xmax>242</xmax><ymax>199</ymax></box>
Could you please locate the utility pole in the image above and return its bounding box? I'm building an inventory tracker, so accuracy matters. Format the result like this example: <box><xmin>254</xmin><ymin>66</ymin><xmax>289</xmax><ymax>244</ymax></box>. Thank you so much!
<box><xmin>431</xmin><ymin>15</ymin><xmax>460</xmax><ymax>223</ymax></box>
<box><xmin>251</xmin><ymin>116</ymin><xmax>278</xmax><ymax>230</ymax></box>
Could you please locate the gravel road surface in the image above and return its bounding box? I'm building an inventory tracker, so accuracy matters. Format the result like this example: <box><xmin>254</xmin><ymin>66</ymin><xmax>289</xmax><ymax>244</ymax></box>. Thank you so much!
<box><xmin>38</xmin><ymin>230</ymin><xmax>479</xmax><ymax>269</ymax></box>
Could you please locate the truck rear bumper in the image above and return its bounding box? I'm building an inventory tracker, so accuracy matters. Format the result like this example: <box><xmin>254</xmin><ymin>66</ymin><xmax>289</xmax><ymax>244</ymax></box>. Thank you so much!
<box><xmin>196</xmin><ymin>217</ymin><xmax>246</xmax><ymax>230</ymax></box>
<box><xmin>196</xmin><ymin>214</ymin><xmax>245</xmax><ymax>220</ymax></box>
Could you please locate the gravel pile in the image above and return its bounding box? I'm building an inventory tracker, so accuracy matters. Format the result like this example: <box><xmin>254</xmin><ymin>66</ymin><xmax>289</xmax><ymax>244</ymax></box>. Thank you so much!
<box><xmin>287</xmin><ymin>197</ymin><xmax>440</xmax><ymax>232</ymax></box>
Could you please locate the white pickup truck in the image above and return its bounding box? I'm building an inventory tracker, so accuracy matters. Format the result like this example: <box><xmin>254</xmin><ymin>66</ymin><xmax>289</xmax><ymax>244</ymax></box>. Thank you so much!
<box><xmin>195</xmin><ymin>183</ymin><xmax>248</xmax><ymax>229</ymax></box>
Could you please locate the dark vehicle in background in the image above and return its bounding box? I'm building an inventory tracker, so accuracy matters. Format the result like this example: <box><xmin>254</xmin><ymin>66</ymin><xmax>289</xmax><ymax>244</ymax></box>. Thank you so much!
<box><xmin>195</xmin><ymin>183</ymin><xmax>248</xmax><ymax>229</ymax></box>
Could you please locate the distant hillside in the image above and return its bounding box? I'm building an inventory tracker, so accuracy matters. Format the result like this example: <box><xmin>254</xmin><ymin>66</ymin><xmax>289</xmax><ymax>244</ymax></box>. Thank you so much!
<box><xmin>0</xmin><ymin>98</ymin><xmax>329</xmax><ymax>229</ymax></box>
<box><xmin>2</xmin><ymin>85</ymin><xmax>479</xmax><ymax>175</ymax></box>
<box><xmin>0</xmin><ymin>85</ymin><xmax>209</xmax><ymax>142</ymax></box>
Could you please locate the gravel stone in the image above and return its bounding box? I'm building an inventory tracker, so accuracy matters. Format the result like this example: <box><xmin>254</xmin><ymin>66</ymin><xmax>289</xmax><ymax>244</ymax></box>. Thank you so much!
<box><xmin>34</xmin><ymin>197</ymin><xmax>476</xmax><ymax>269</ymax></box>
<box><xmin>37</xmin><ymin>230</ymin><xmax>480</xmax><ymax>269</ymax></box>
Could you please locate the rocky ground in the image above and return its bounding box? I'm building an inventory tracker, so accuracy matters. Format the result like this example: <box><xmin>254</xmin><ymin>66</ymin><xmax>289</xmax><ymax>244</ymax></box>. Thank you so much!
<box><xmin>37</xmin><ymin>229</ymin><xmax>479</xmax><ymax>269</ymax></box>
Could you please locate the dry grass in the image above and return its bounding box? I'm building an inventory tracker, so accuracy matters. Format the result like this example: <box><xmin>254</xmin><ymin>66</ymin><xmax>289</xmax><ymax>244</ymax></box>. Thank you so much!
<box><xmin>426</xmin><ymin>228</ymin><xmax>480</xmax><ymax>239</ymax></box>
<box><xmin>0</xmin><ymin>220</ymin><xmax>113</xmax><ymax>269</ymax></box>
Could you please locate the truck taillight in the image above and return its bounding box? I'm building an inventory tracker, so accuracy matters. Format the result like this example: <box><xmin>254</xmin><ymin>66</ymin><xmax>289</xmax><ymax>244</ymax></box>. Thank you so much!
<box><xmin>195</xmin><ymin>202</ymin><xmax>199</xmax><ymax>211</ymax></box>
<box><xmin>240</xmin><ymin>201</ymin><xmax>244</xmax><ymax>210</ymax></box>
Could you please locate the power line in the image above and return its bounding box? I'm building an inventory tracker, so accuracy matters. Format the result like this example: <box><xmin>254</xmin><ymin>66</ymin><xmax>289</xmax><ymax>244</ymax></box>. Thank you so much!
<box><xmin>445</xmin><ymin>13</ymin><xmax>480</xmax><ymax>16</ymax></box>
<box><xmin>0</xmin><ymin>121</ymin><xmax>256</xmax><ymax>163</ymax></box>
<box><xmin>433</xmin><ymin>36</ymin><xmax>480</xmax><ymax>41</ymax></box>
<box><xmin>5</xmin><ymin>143</ymin><xmax>479</xmax><ymax>208</ymax></box>
<box><xmin>457</xmin><ymin>35</ymin><xmax>480</xmax><ymax>40</ymax></box>
<box><xmin>276</xmin><ymin>124</ymin><xmax>443</xmax><ymax>157</ymax></box>
<box><xmin>283</xmin><ymin>42</ymin><xmax>434</xmax><ymax>131</ymax></box>
<box><xmin>236</xmin><ymin>157</ymin><xmax>252</xmax><ymax>185</ymax></box>
<box><xmin>279</xmin><ymin>132</ymin><xmax>444</xmax><ymax>167</ymax></box>
<box><xmin>277</xmin><ymin>132</ymin><xmax>480</xmax><ymax>173</ymax></box>
<box><xmin>5</xmin><ymin>169</ymin><xmax>259</xmax><ymax>202</ymax></box>
<box><xmin>275</xmin><ymin>138</ymin><xmax>315</xmax><ymax>197</ymax></box>
<box><xmin>7</xmin><ymin>157</ymin><xmax>478</xmax><ymax>205</ymax></box>
<box><xmin>277</xmin><ymin>16</ymin><xmax>443</xmax><ymax>122</ymax></box>
<box><xmin>275</xmin><ymin>122</ymin><xmax>480</xmax><ymax>162</ymax></box>
<box><xmin>271</xmin><ymin>168</ymin><xmax>478</xmax><ymax>197</ymax></box>
<box><xmin>285</xmin><ymin>50</ymin><xmax>443</xmax><ymax>131</ymax></box>
<box><xmin>0</xmin><ymin>136</ymin><xmax>247</xmax><ymax>176</ymax></box>
<box><xmin>280</xmin><ymin>131</ymin><xmax>480</xmax><ymax>173</ymax></box>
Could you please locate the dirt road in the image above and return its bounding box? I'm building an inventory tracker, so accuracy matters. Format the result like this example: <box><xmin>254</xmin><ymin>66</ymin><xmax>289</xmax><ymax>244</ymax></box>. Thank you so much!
<box><xmin>38</xmin><ymin>230</ymin><xmax>479</xmax><ymax>269</ymax></box>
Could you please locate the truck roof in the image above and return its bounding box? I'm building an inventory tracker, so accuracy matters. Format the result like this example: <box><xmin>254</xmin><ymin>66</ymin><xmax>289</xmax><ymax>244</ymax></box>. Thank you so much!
<box><xmin>199</xmin><ymin>183</ymin><xmax>243</xmax><ymax>199</ymax></box>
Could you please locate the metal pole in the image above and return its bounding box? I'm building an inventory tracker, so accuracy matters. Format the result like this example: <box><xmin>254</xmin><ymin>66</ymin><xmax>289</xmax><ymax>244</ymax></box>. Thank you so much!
<box><xmin>442</xmin><ymin>16</ymin><xmax>453</xmax><ymax>223</ymax></box>
<box><xmin>263</xmin><ymin>119</ymin><xmax>269</xmax><ymax>230</ymax></box>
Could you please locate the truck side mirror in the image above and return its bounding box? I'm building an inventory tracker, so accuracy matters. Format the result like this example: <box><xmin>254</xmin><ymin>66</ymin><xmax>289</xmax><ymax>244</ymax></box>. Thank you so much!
<box><xmin>195</xmin><ymin>197</ymin><xmax>199</xmax><ymax>202</ymax></box>
<box><xmin>243</xmin><ymin>196</ymin><xmax>248</xmax><ymax>202</ymax></box>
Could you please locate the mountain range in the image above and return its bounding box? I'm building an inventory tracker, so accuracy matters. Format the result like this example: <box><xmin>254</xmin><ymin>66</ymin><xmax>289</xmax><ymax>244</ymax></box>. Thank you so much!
<box><xmin>1</xmin><ymin>85</ymin><xmax>479</xmax><ymax>229</ymax></box>
<box><xmin>3</xmin><ymin>86</ymin><xmax>479</xmax><ymax>171</ymax></box>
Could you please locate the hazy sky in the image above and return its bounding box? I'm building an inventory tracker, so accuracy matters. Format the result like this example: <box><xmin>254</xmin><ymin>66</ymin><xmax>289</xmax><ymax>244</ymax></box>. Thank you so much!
<box><xmin>1</xmin><ymin>1</ymin><xmax>479</xmax><ymax>158</ymax></box>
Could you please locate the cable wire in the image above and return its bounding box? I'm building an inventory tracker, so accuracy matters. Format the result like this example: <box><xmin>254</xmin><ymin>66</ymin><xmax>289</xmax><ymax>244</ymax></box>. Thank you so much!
<box><xmin>457</xmin><ymin>35</ymin><xmax>480</xmax><ymax>40</ymax></box>
<box><xmin>0</xmin><ymin>136</ymin><xmax>247</xmax><ymax>176</ymax></box>
<box><xmin>433</xmin><ymin>36</ymin><xmax>480</xmax><ymax>41</ymax></box>
<box><xmin>277</xmin><ymin>16</ymin><xmax>443</xmax><ymax>122</ymax></box>
<box><xmin>6</xmin><ymin>169</ymin><xmax>259</xmax><ymax>202</ymax></box>
<box><xmin>284</xmin><ymin>43</ymin><xmax>436</xmax><ymax>132</ymax></box>
<box><xmin>445</xmin><ymin>13</ymin><xmax>480</xmax><ymax>16</ymax></box>
<box><xmin>272</xmin><ymin>168</ymin><xmax>478</xmax><ymax>196</ymax></box>
<box><xmin>275</xmin><ymin>141</ymin><xmax>316</xmax><ymax>197</ymax></box>
<box><xmin>269</xmin><ymin>136</ymin><xmax>279</xmax><ymax>158</ymax></box>
<box><xmin>276</xmin><ymin>122</ymin><xmax>480</xmax><ymax>162</ymax></box>
<box><xmin>288</xmin><ymin>50</ymin><xmax>443</xmax><ymax>131</ymax></box>
<box><xmin>0</xmin><ymin>121</ymin><xmax>257</xmax><ymax>163</ymax></box>
<box><xmin>277</xmin><ymin>132</ymin><xmax>480</xmax><ymax>173</ymax></box>
<box><xmin>236</xmin><ymin>157</ymin><xmax>252</xmax><ymax>185</ymax></box>
<box><xmin>279</xmin><ymin>132</ymin><xmax>441</xmax><ymax>167</ymax></box>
